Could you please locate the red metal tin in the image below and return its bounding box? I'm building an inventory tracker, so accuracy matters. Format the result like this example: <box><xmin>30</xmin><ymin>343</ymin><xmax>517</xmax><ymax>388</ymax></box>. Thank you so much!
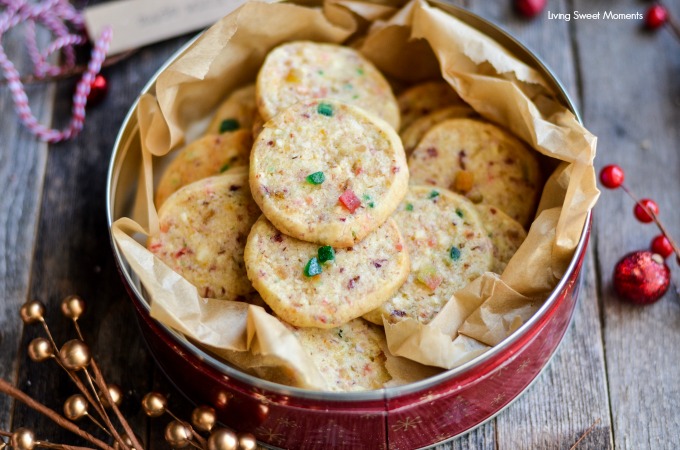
<box><xmin>107</xmin><ymin>3</ymin><xmax>592</xmax><ymax>448</ymax></box>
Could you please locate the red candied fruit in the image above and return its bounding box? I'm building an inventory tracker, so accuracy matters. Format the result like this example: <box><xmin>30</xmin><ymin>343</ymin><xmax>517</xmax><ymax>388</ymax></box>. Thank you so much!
<box><xmin>339</xmin><ymin>189</ymin><xmax>361</xmax><ymax>213</ymax></box>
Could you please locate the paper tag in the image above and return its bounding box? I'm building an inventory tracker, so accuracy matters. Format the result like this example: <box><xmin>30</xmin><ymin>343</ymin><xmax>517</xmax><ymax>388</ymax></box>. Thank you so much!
<box><xmin>84</xmin><ymin>0</ymin><xmax>249</xmax><ymax>55</ymax></box>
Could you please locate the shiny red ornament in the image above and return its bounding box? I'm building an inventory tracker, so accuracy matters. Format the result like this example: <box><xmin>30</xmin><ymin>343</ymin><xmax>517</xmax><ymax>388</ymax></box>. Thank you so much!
<box><xmin>514</xmin><ymin>0</ymin><xmax>546</xmax><ymax>18</ymax></box>
<box><xmin>613</xmin><ymin>251</ymin><xmax>670</xmax><ymax>305</ymax></box>
<box><xmin>650</xmin><ymin>235</ymin><xmax>674</xmax><ymax>259</ymax></box>
<box><xmin>87</xmin><ymin>74</ymin><xmax>108</xmax><ymax>107</ymax></box>
<box><xmin>645</xmin><ymin>4</ymin><xmax>668</xmax><ymax>30</ymax></box>
<box><xmin>599</xmin><ymin>164</ymin><xmax>625</xmax><ymax>189</ymax></box>
<box><xmin>634</xmin><ymin>198</ymin><xmax>659</xmax><ymax>223</ymax></box>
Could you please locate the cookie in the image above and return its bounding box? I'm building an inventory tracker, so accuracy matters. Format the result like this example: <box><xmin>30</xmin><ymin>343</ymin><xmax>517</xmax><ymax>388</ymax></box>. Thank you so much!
<box><xmin>397</xmin><ymin>81</ymin><xmax>462</xmax><ymax>130</ymax></box>
<box><xmin>408</xmin><ymin>118</ymin><xmax>541</xmax><ymax>226</ymax></box>
<box><xmin>292</xmin><ymin>319</ymin><xmax>390</xmax><ymax>391</ymax></box>
<box><xmin>363</xmin><ymin>186</ymin><xmax>492</xmax><ymax>326</ymax></box>
<box><xmin>400</xmin><ymin>105</ymin><xmax>477</xmax><ymax>155</ymax></box>
<box><xmin>148</xmin><ymin>172</ymin><xmax>261</xmax><ymax>300</ymax></box>
<box><xmin>251</xmin><ymin>112</ymin><xmax>265</xmax><ymax>140</ymax></box>
<box><xmin>249</xmin><ymin>99</ymin><xmax>409</xmax><ymax>247</ymax></box>
<box><xmin>244</xmin><ymin>216</ymin><xmax>410</xmax><ymax>328</ymax></box>
<box><xmin>205</xmin><ymin>84</ymin><xmax>258</xmax><ymax>135</ymax></box>
<box><xmin>155</xmin><ymin>130</ymin><xmax>252</xmax><ymax>207</ymax></box>
<box><xmin>256</xmin><ymin>41</ymin><xmax>400</xmax><ymax>129</ymax></box>
<box><xmin>475</xmin><ymin>204</ymin><xmax>527</xmax><ymax>274</ymax></box>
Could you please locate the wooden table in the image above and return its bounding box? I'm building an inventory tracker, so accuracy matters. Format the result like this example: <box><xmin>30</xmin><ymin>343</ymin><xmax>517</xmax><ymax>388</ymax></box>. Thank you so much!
<box><xmin>1</xmin><ymin>0</ymin><xmax>678</xmax><ymax>448</ymax></box>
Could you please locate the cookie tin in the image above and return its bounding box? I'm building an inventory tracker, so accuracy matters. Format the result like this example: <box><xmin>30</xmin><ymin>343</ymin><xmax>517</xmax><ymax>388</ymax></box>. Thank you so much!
<box><xmin>107</xmin><ymin>2</ymin><xmax>592</xmax><ymax>448</ymax></box>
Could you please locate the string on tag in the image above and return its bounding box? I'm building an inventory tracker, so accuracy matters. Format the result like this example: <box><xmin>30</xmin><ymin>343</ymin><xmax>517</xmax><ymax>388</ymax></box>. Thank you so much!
<box><xmin>0</xmin><ymin>0</ymin><xmax>112</xmax><ymax>142</ymax></box>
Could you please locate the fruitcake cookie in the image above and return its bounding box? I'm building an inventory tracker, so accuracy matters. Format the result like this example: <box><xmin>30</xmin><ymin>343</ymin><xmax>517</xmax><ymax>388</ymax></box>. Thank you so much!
<box><xmin>205</xmin><ymin>84</ymin><xmax>258</xmax><ymax>134</ymax></box>
<box><xmin>400</xmin><ymin>105</ymin><xmax>477</xmax><ymax>155</ymax></box>
<box><xmin>397</xmin><ymin>81</ymin><xmax>462</xmax><ymax>130</ymax></box>
<box><xmin>249</xmin><ymin>99</ymin><xmax>409</xmax><ymax>247</ymax></box>
<box><xmin>408</xmin><ymin>118</ymin><xmax>541</xmax><ymax>226</ymax></box>
<box><xmin>155</xmin><ymin>130</ymin><xmax>252</xmax><ymax>207</ymax></box>
<box><xmin>244</xmin><ymin>216</ymin><xmax>410</xmax><ymax>328</ymax></box>
<box><xmin>363</xmin><ymin>186</ymin><xmax>492</xmax><ymax>326</ymax></box>
<box><xmin>256</xmin><ymin>41</ymin><xmax>400</xmax><ymax>129</ymax></box>
<box><xmin>475</xmin><ymin>204</ymin><xmax>527</xmax><ymax>274</ymax></box>
<box><xmin>292</xmin><ymin>318</ymin><xmax>391</xmax><ymax>391</ymax></box>
<box><xmin>148</xmin><ymin>172</ymin><xmax>261</xmax><ymax>300</ymax></box>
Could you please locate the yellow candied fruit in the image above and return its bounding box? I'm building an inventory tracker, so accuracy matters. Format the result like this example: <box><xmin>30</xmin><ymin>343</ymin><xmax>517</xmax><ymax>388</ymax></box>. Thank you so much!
<box><xmin>285</xmin><ymin>68</ymin><xmax>303</xmax><ymax>83</ymax></box>
<box><xmin>454</xmin><ymin>170</ymin><xmax>474</xmax><ymax>193</ymax></box>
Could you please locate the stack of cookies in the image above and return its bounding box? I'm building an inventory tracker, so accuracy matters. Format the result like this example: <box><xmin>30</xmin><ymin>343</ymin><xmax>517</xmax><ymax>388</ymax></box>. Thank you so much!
<box><xmin>148</xmin><ymin>41</ymin><xmax>541</xmax><ymax>391</ymax></box>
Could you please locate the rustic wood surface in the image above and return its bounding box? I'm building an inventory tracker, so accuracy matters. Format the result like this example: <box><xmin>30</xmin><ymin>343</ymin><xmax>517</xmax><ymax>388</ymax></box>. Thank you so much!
<box><xmin>1</xmin><ymin>0</ymin><xmax>678</xmax><ymax>448</ymax></box>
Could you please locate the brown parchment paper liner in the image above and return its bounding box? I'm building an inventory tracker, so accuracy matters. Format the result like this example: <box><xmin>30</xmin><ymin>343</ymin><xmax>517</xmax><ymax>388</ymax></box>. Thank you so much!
<box><xmin>111</xmin><ymin>0</ymin><xmax>600</xmax><ymax>386</ymax></box>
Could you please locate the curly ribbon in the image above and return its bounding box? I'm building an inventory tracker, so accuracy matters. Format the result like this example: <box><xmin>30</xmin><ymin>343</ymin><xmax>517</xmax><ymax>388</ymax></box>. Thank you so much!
<box><xmin>0</xmin><ymin>0</ymin><xmax>112</xmax><ymax>142</ymax></box>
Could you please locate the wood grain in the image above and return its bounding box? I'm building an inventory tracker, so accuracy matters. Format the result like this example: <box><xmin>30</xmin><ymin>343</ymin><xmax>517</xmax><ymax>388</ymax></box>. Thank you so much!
<box><xmin>10</xmin><ymin>37</ymin><xmax>191</xmax><ymax>446</ymax></box>
<box><xmin>459</xmin><ymin>1</ymin><xmax>613</xmax><ymax>449</ymax></box>
<box><xmin>572</xmin><ymin>0</ymin><xmax>680</xmax><ymax>448</ymax></box>
<box><xmin>0</xmin><ymin>29</ymin><xmax>53</xmax><ymax>431</ymax></box>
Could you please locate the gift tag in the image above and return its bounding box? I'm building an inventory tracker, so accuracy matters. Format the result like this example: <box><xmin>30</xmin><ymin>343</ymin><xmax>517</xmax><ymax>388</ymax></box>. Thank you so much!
<box><xmin>84</xmin><ymin>0</ymin><xmax>258</xmax><ymax>55</ymax></box>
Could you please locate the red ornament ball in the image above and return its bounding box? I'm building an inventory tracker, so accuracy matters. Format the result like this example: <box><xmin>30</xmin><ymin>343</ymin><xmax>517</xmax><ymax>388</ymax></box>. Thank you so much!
<box><xmin>87</xmin><ymin>74</ymin><xmax>109</xmax><ymax>107</ymax></box>
<box><xmin>645</xmin><ymin>4</ymin><xmax>669</xmax><ymax>30</ymax></box>
<box><xmin>634</xmin><ymin>198</ymin><xmax>659</xmax><ymax>223</ymax></box>
<box><xmin>651</xmin><ymin>234</ymin><xmax>674</xmax><ymax>259</ymax></box>
<box><xmin>614</xmin><ymin>251</ymin><xmax>670</xmax><ymax>305</ymax></box>
<box><xmin>514</xmin><ymin>0</ymin><xmax>546</xmax><ymax>18</ymax></box>
<box><xmin>599</xmin><ymin>164</ymin><xmax>625</xmax><ymax>189</ymax></box>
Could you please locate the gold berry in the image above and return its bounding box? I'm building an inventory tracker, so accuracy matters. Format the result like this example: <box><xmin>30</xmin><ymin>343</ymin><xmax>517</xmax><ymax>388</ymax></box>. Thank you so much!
<box><xmin>59</xmin><ymin>339</ymin><xmax>91</xmax><ymax>371</ymax></box>
<box><xmin>100</xmin><ymin>384</ymin><xmax>123</xmax><ymax>409</ymax></box>
<box><xmin>61</xmin><ymin>295</ymin><xmax>86</xmax><ymax>320</ymax></box>
<box><xmin>63</xmin><ymin>394</ymin><xmax>89</xmax><ymax>421</ymax></box>
<box><xmin>19</xmin><ymin>301</ymin><xmax>45</xmax><ymax>324</ymax></box>
<box><xmin>191</xmin><ymin>405</ymin><xmax>217</xmax><ymax>432</ymax></box>
<box><xmin>27</xmin><ymin>338</ymin><xmax>54</xmax><ymax>362</ymax></box>
<box><xmin>164</xmin><ymin>420</ymin><xmax>191</xmax><ymax>448</ymax></box>
<box><xmin>141</xmin><ymin>392</ymin><xmax>167</xmax><ymax>417</ymax></box>
<box><xmin>237</xmin><ymin>433</ymin><xmax>257</xmax><ymax>450</ymax></box>
<box><xmin>10</xmin><ymin>428</ymin><xmax>35</xmax><ymax>450</ymax></box>
<box><xmin>207</xmin><ymin>428</ymin><xmax>238</xmax><ymax>450</ymax></box>
<box><xmin>113</xmin><ymin>433</ymin><xmax>141</xmax><ymax>450</ymax></box>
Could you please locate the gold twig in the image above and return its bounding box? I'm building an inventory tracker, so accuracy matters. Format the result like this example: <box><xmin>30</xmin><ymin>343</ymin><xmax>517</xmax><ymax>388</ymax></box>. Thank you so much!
<box><xmin>36</xmin><ymin>441</ymin><xmax>95</xmax><ymax>450</ymax></box>
<box><xmin>82</xmin><ymin>369</ymin><xmax>128</xmax><ymax>449</ymax></box>
<box><xmin>569</xmin><ymin>418</ymin><xmax>601</xmax><ymax>450</ymax></box>
<box><xmin>89</xmin><ymin>360</ymin><xmax>144</xmax><ymax>450</ymax></box>
<box><xmin>0</xmin><ymin>378</ymin><xmax>113</xmax><ymax>450</ymax></box>
<box><xmin>85</xmin><ymin>414</ymin><xmax>112</xmax><ymax>437</ymax></box>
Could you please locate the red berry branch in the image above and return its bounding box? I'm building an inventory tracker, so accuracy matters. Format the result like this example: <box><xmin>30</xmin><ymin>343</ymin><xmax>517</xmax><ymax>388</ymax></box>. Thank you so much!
<box><xmin>600</xmin><ymin>165</ymin><xmax>679</xmax><ymax>305</ymax></box>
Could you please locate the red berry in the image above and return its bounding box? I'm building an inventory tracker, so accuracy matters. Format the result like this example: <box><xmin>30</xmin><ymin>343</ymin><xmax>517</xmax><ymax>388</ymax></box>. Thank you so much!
<box><xmin>651</xmin><ymin>235</ymin><xmax>674</xmax><ymax>258</ymax></box>
<box><xmin>87</xmin><ymin>74</ymin><xmax>108</xmax><ymax>107</ymax></box>
<box><xmin>645</xmin><ymin>4</ymin><xmax>668</xmax><ymax>29</ymax></box>
<box><xmin>599</xmin><ymin>164</ymin><xmax>625</xmax><ymax>189</ymax></box>
<box><xmin>634</xmin><ymin>198</ymin><xmax>659</xmax><ymax>223</ymax></box>
<box><xmin>514</xmin><ymin>0</ymin><xmax>546</xmax><ymax>18</ymax></box>
<box><xmin>614</xmin><ymin>251</ymin><xmax>670</xmax><ymax>305</ymax></box>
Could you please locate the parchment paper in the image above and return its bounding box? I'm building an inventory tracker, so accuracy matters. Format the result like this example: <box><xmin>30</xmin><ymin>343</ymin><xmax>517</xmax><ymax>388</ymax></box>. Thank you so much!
<box><xmin>111</xmin><ymin>0</ymin><xmax>599</xmax><ymax>387</ymax></box>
